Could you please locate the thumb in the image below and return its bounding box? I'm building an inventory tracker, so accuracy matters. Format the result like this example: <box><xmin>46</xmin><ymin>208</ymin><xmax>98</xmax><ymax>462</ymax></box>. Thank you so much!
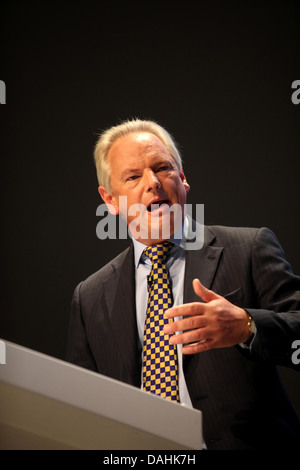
<box><xmin>192</xmin><ymin>278</ymin><xmax>221</xmax><ymax>303</ymax></box>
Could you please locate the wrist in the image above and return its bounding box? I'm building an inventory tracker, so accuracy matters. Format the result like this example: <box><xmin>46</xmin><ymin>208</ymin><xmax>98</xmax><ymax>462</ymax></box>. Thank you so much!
<box><xmin>244</xmin><ymin>312</ymin><xmax>257</xmax><ymax>345</ymax></box>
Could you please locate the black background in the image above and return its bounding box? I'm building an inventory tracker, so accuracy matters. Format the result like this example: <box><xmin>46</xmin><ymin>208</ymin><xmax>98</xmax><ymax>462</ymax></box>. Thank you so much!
<box><xmin>1</xmin><ymin>1</ymin><xmax>299</xmax><ymax>413</ymax></box>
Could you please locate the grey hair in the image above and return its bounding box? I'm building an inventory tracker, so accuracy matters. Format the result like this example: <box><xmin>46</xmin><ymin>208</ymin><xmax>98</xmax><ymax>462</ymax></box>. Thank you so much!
<box><xmin>93</xmin><ymin>118</ymin><xmax>182</xmax><ymax>193</ymax></box>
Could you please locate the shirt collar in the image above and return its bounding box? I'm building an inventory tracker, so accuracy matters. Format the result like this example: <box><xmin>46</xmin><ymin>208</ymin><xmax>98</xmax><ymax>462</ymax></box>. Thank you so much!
<box><xmin>133</xmin><ymin>216</ymin><xmax>188</xmax><ymax>268</ymax></box>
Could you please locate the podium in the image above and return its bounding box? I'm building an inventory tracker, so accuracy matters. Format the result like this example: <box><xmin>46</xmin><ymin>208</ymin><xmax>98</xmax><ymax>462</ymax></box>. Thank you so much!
<box><xmin>0</xmin><ymin>340</ymin><xmax>202</xmax><ymax>450</ymax></box>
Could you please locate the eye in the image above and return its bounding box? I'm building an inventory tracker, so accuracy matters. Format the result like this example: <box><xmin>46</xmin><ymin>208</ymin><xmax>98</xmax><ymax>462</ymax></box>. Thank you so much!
<box><xmin>157</xmin><ymin>165</ymin><xmax>169</xmax><ymax>172</ymax></box>
<box><xmin>127</xmin><ymin>174</ymin><xmax>139</xmax><ymax>181</ymax></box>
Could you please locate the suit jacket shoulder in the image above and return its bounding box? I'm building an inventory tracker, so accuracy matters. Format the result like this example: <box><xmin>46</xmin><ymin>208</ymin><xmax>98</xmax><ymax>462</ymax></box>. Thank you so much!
<box><xmin>205</xmin><ymin>224</ymin><xmax>261</xmax><ymax>246</ymax></box>
<box><xmin>78</xmin><ymin>245</ymin><xmax>133</xmax><ymax>296</ymax></box>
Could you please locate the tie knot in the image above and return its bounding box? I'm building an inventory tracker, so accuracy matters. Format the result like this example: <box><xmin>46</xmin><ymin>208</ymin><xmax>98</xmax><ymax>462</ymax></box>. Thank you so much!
<box><xmin>143</xmin><ymin>242</ymin><xmax>173</xmax><ymax>264</ymax></box>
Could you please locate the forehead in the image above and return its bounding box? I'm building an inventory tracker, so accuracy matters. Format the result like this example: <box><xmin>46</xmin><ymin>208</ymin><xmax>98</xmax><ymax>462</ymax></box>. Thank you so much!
<box><xmin>108</xmin><ymin>132</ymin><xmax>171</xmax><ymax>167</ymax></box>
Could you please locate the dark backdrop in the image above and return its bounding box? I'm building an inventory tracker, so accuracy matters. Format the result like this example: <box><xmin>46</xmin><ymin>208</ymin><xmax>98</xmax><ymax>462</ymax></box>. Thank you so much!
<box><xmin>1</xmin><ymin>1</ymin><xmax>299</xmax><ymax>413</ymax></box>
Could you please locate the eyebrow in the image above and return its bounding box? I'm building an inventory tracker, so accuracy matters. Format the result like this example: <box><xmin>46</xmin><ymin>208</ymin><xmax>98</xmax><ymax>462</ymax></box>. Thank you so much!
<box><xmin>120</xmin><ymin>156</ymin><xmax>174</xmax><ymax>180</ymax></box>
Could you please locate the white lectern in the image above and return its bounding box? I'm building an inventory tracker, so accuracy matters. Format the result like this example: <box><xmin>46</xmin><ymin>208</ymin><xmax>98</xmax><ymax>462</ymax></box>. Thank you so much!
<box><xmin>0</xmin><ymin>340</ymin><xmax>202</xmax><ymax>450</ymax></box>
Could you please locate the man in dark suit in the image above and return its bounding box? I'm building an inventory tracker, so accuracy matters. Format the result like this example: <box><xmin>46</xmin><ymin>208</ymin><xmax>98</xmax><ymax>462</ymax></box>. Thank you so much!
<box><xmin>66</xmin><ymin>118</ymin><xmax>300</xmax><ymax>449</ymax></box>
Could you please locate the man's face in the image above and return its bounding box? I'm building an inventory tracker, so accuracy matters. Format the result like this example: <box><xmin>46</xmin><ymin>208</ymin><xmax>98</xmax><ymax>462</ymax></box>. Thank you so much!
<box><xmin>99</xmin><ymin>132</ymin><xmax>190</xmax><ymax>245</ymax></box>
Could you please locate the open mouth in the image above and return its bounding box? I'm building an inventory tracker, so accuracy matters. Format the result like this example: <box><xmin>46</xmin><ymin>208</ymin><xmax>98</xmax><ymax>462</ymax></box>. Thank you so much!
<box><xmin>147</xmin><ymin>200</ymin><xmax>170</xmax><ymax>212</ymax></box>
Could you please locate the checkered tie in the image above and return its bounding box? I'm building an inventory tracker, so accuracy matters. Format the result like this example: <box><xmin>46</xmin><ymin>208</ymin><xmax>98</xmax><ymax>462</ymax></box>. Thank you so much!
<box><xmin>142</xmin><ymin>242</ymin><xmax>180</xmax><ymax>402</ymax></box>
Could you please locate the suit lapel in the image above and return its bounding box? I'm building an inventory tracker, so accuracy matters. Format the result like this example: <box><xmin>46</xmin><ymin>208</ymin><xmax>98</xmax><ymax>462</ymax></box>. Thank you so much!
<box><xmin>182</xmin><ymin>224</ymin><xmax>225</xmax><ymax>393</ymax></box>
<box><xmin>103</xmin><ymin>244</ymin><xmax>141</xmax><ymax>387</ymax></box>
<box><xmin>184</xmin><ymin>224</ymin><xmax>223</xmax><ymax>303</ymax></box>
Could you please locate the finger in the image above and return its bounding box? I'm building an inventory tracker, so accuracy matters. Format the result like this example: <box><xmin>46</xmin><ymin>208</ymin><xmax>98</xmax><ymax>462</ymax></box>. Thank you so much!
<box><xmin>164</xmin><ymin>302</ymin><xmax>206</xmax><ymax>319</ymax></box>
<box><xmin>193</xmin><ymin>278</ymin><xmax>222</xmax><ymax>303</ymax></box>
<box><xmin>168</xmin><ymin>327</ymin><xmax>206</xmax><ymax>346</ymax></box>
<box><xmin>181</xmin><ymin>339</ymin><xmax>212</xmax><ymax>355</ymax></box>
<box><xmin>164</xmin><ymin>315</ymin><xmax>206</xmax><ymax>335</ymax></box>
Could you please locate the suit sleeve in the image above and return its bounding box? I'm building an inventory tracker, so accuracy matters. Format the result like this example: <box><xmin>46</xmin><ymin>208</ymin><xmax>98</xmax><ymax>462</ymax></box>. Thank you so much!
<box><xmin>244</xmin><ymin>227</ymin><xmax>300</xmax><ymax>370</ymax></box>
<box><xmin>66</xmin><ymin>282</ymin><xmax>98</xmax><ymax>371</ymax></box>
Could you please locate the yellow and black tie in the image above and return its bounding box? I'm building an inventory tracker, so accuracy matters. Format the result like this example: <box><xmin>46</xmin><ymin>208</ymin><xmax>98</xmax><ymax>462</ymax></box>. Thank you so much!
<box><xmin>142</xmin><ymin>242</ymin><xmax>180</xmax><ymax>402</ymax></box>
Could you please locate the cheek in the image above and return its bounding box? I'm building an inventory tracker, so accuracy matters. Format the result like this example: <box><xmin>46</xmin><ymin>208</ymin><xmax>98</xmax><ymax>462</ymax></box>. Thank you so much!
<box><xmin>120</xmin><ymin>192</ymin><xmax>145</xmax><ymax>221</ymax></box>
<box><xmin>173</xmin><ymin>180</ymin><xmax>188</xmax><ymax>202</ymax></box>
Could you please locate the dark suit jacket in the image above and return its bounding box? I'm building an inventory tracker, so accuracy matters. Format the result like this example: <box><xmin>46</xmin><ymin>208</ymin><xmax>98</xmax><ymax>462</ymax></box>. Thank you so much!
<box><xmin>66</xmin><ymin>225</ymin><xmax>300</xmax><ymax>449</ymax></box>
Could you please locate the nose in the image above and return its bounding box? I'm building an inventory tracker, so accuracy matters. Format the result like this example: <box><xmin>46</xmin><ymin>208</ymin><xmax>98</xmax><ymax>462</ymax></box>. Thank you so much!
<box><xmin>144</xmin><ymin>169</ymin><xmax>161</xmax><ymax>192</ymax></box>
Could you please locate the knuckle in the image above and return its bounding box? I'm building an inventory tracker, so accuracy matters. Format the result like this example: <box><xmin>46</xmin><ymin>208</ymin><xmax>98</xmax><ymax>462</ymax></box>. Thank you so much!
<box><xmin>198</xmin><ymin>340</ymin><xmax>209</xmax><ymax>352</ymax></box>
<box><xmin>190</xmin><ymin>302</ymin><xmax>201</xmax><ymax>315</ymax></box>
<box><xmin>190</xmin><ymin>316</ymin><xmax>201</xmax><ymax>329</ymax></box>
<box><xmin>191</xmin><ymin>329</ymin><xmax>202</xmax><ymax>342</ymax></box>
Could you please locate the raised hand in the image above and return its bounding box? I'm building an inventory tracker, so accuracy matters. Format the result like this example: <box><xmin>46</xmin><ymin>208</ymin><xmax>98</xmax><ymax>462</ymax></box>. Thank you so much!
<box><xmin>164</xmin><ymin>278</ymin><xmax>251</xmax><ymax>354</ymax></box>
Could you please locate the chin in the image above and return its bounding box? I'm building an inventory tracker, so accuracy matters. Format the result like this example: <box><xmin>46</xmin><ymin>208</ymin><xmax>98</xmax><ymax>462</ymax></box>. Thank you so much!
<box><xmin>127</xmin><ymin>207</ymin><xmax>182</xmax><ymax>244</ymax></box>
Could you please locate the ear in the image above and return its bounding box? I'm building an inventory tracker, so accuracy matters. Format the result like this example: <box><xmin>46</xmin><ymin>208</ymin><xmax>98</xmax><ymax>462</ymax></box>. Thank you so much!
<box><xmin>98</xmin><ymin>186</ymin><xmax>119</xmax><ymax>215</ymax></box>
<box><xmin>179</xmin><ymin>169</ymin><xmax>190</xmax><ymax>194</ymax></box>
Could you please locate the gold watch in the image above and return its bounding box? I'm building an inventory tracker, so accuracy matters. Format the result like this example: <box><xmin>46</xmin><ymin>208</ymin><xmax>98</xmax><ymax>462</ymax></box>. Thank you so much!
<box><xmin>247</xmin><ymin>314</ymin><xmax>257</xmax><ymax>336</ymax></box>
